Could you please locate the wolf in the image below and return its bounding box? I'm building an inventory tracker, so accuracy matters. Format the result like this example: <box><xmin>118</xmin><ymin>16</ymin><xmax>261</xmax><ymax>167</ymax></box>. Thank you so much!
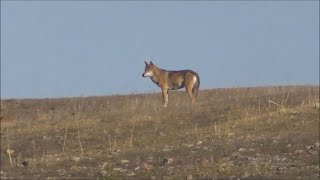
<box><xmin>142</xmin><ymin>61</ymin><xmax>200</xmax><ymax>107</ymax></box>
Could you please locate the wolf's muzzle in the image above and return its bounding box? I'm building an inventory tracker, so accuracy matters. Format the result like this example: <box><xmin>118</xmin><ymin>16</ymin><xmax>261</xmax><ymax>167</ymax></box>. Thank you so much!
<box><xmin>142</xmin><ymin>73</ymin><xmax>145</xmax><ymax>77</ymax></box>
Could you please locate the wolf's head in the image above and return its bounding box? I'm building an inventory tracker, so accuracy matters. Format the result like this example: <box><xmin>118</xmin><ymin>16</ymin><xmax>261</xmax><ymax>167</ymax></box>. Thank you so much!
<box><xmin>142</xmin><ymin>61</ymin><xmax>156</xmax><ymax>78</ymax></box>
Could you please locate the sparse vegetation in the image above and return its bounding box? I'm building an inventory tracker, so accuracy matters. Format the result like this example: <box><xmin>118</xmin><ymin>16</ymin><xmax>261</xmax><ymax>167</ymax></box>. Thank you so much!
<box><xmin>1</xmin><ymin>85</ymin><xmax>319</xmax><ymax>179</ymax></box>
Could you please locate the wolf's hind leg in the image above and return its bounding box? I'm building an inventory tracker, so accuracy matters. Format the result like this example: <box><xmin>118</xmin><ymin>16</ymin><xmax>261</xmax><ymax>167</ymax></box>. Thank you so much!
<box><xmin>186</xmin><ymin>75</ymin><xmax>197</xmax><ymax>104</ymax></box>
<box><xmin>186</xmin><ymin>86</ymin><xmax>195</xmax><ymax>103</ymax></box>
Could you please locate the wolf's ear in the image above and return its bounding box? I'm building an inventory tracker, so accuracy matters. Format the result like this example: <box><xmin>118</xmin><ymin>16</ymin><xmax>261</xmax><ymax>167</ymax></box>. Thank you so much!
<box><xmin>144</xmin><ymin>61</ymin><xmax>148</xmax><ymax>66</ymax></box>
<box><xmin>150</xmin><ymin>61</ymin><xmax>154</xmax><ymax>66</ymax></box>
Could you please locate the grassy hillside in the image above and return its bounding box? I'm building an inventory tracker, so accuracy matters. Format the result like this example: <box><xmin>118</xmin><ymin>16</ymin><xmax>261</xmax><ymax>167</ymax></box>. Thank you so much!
<box><xmin>1</xmin><ymin>85</ymin><xmax>319</xmax><ymax>179</ymax></box>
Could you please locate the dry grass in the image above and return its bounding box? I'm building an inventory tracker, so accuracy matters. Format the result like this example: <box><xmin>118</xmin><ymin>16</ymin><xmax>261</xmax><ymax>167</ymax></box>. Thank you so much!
<box><xmin>0</xmin><ymin>85</ymin><xmax>319</xmax><ymax>179</ymax></box>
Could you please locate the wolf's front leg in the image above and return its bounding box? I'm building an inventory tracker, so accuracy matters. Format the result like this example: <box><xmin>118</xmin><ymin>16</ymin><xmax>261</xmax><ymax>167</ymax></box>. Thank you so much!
<box><xmin>161</xmin><ymin>88</ymin><xmax>168</xmax><ymax>107</ymax></box>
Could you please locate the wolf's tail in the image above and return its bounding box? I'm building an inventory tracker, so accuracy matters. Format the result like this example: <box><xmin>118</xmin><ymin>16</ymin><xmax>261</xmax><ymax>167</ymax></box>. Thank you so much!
<box><xmin>192</xmin><ymin>72</ymin><xmax>200</xmax><ymax>98</ymax></box>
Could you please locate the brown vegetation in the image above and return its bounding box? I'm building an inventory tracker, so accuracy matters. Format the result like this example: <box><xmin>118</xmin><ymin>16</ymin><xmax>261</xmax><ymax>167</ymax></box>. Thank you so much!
<box><xmin>0</xmin><ymin>85</ymin><xmax>319</xmax><ymax>179</ymax></box>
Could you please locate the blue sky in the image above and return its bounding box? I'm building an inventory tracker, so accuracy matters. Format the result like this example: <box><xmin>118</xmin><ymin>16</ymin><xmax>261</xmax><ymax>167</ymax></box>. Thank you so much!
<box><xmin>1</xmin><ymin>1</ymin><xmax>319</xmax><ymax>99</ymax></box>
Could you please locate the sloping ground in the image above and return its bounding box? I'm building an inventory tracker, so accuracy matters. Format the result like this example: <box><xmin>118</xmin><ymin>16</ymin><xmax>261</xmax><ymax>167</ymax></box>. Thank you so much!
<box><xmin>1</xmin><ymin>85</ymin><xmax>319</xmax><ymax>179</ymax></box>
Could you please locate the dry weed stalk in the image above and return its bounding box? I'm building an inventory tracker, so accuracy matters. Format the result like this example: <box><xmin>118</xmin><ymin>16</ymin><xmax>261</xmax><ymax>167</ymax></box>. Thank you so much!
<box><xmin>130</xmin><ymin>127</ymin><xmax>135</xmax><ymax>147</ymax></box>
<box><xmin>49</xmin><ymin>108</ymin><xmax>53</xmax><ymax>118</ymax></box>
<box><xmin>214</xmin><ymin>122</ymin><xmax>217</xmax><ymax>136</ymax></box>
<box><xmin>42</xmin><ymin>149</ymin><xmax>46</xmax><ymax>161</ymax></box>
<box><xmin>56</xmin><ymin>111</ymin><xmax>61</xmax><ymax>121</ymax></box>
<box><xmin>42</xmin><ymin>135</ymin><xmax>49</xmax><ymax>160</ymax></box>
<box><xmin>307</xmin><ymin>87</ymin><xmax>319</xmax><ymax>108</ymax></box>
<box><xmin>37</xmin><ymin>109</ymin><xmax>40</xmax><ymax>119</ymax></box>
<box><xmin>99</xmin><ymin>104</ymin><xmax>104</xmax><ymax>112</ymax></box>
<box><xmin>6</xmin><ymin>127</ymin><xmax>14</xmax><ymax>166</ymax></box>
<box><xmin>108</xmin><ymin>133</ymin><xmax>112</xmax><ymax>152</ymax></box>
<box><xmin>307</xmin><ymin>88</ymin><xmax>313</xmax><ymax>107</ymax></box>
<box><xmin>218</xmin><ymin>119</ymin><xmax>221</xmax><ymax>138</ymax></box>
<box><xmin>244</xmin><ymin>106</ymin><xmax>250</xmax><ymax>119</ymax></box>
<box><xmin>62</xmin><ymin>122</ymin><xmax>69</xmax><ymax>153</ymax></box>
<box><xmin>259</xmin><ymin>99</ymin><xmax>261</xmax><ymax>116</ymax></box>
<box><xmin>212</xmin><ymin>120</ymin><xmax>221</xmax><ymax>139</ymax></box>
<box><xmin>283</xmin><ymin>90</ymin><xmax>291</xmax><ymax>107</ymax></box>
<box><xmin>108</xmin><ymin>133</ymin><xmax>117</xmax><ymax>152</ymax></box>
<box><xmin>114</xmin><ymin>138</ymin><xmax>117</xmax><ymax>150</ymax></box>
<box><xmin>268</xmin><ymin>99</ymin><xmax>286</xmax><ymax>115</ymax></box>
<box><xmin>130</xmin><ymin>119</ymin><xmax>136</xmax><ymax>147</ymax></box>
<box><xmin>224</xmin><ymin>120</ymin><xmax>229</xmax><ymax>137</ymax></box>
<box><xmin>17</xmin><ymin>152</ymin><xmax>21</xmax><ymax>167</ymax></box>
<box><xmin>225</xmin><ymin>112</ymin><xmax>233</xmax><ymax>137</ymax></box>
<box><xmin>73</xmin><ymin>108</ymin><xmax>84</xmax><ymax>156</ymax></box>
<box><xmin>268</xmin><ymin>100</ymin><xmax>271</xmax><ymax>115</ymax></box>
<box><xmin>32</xmin><ymin>140</ymin><xmax>36</xmax><ymax>170</ymax></box>
<box><xmin>213</xmin><ymin>119</ymin><xmax>221</xmax><ymax>139</ymax></box>
<box><xmin>129</xmin><ymin>99</ymin><xmax>139</xmax><ymax>147</ymax></box>
<box><xmin>195</xmin><ymin>123</ymin><xmax>199</xmax><ymax>141</ymax></box>
<box><xmin>6</xmin><ymin>148</ymin><xmax>14</xmax><ymax>166</ymax></box>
